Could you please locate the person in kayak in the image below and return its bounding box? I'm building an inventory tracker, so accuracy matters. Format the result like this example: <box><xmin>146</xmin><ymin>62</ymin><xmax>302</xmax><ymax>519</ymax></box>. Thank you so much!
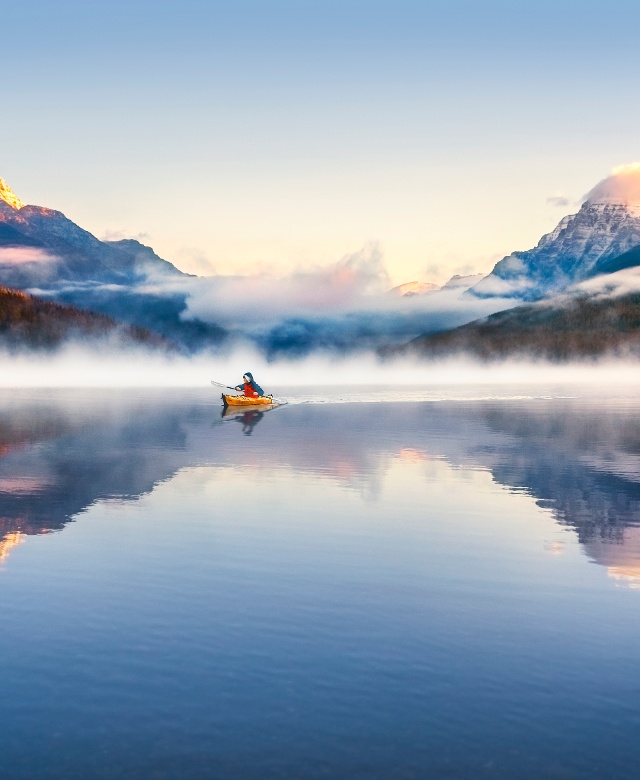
<box><xmin>235</xmin><ymin>372</ymin><xmax>264</xmax><ymax>398</ymax></box>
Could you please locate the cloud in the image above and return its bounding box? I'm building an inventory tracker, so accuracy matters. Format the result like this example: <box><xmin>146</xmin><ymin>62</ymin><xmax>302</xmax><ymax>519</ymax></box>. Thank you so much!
<box><xmin>423</xmin><ymin>262</ymin><xmax>445</xmax><ymax>280</ymax></box>
<box><xmin>584</xmin><ymin>162</ymin><xmax>640</xmax><ymax>206</ymax></box>
<box><xmin>101</xmin><ymin>229</ymin><xmax>150</xmax><ymax>242</ymax></box>
<box><xmin>573</xmin><ymin>266</ymin><xmax>640</xmax><ymax>299</ymax></box>
<box><xmin>174</xmin><ymin>247</ymin><xmax>216</xmax><ymax>276</ymax></box>
<box><xmin>26</xmin><ymin>242</ymin><xmax>516</xmax><ymax>358</ymax></box>
<box><xmin>547</xmin><ymin>193</ymin><xmax>570</xmax><ymax>207</ymax></box>
<box><xmin>182</xmin><ymin>243</ymin><xmax>390</xmax><ymax>327</ymax></box>
<box><xmin>249</xmin><ymin>290</ymin><xmax>515</xmax><ymax>358</ymax></box>
<box><xmin>469</xmin><ymin>254</ymin><xmax>534</xmax><ymax>299</ymax></box>
<box><xmin>171</xmin><ymin>242</ymin><xmax>514</xmax><ymax>357</ymax></box>
<box><xmin>0</xmin><ymin>247</ymin><xmax>58</xmax><ymax>265</ymax></box>
<box><xmin>125</xmin><ymin>242</ymin><xmax>514</xmax><ymax>357</ymax></box>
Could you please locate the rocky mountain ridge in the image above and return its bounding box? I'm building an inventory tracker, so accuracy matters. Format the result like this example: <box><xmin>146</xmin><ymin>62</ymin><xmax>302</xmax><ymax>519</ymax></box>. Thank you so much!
<box><xmin>0</xmin><ymin>195</ymin><xmax>187</xmax><ymax>289</ymax></box>
<box><xmin>0</xmin><ymin>178</ymin><xmax>25</xmax><ymax>210</ymax></box>
<box><xmin>0</xmin><ymin>178</ymin><xmax>226</xmax><ymax>350</ymax></box>
<box><xmin>5</xmin><ymin>169</ymin><xmax>640</xmax><ymax>358</ymax></box>
<box><xmin>471</xmin><ymin>167</ymin><xmax>640</xmax><ymax>301</ymax></box>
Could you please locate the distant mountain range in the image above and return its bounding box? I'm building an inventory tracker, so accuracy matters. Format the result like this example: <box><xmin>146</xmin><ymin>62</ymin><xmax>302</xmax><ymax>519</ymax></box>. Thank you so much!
<box><xmin>392</xmin><ymin>165</ymin><xmax>640</xmax><ymax>359</ymax></box>
<box><xmin>0</xmin><ymin>178</ymin><xmax>226</xmax><ymax>350</ymax></box>
<box><xmin>4</xmin><ymin>168</ymin><xmax>640</xmax><ymax>360</ymax></box>
<box><xmin>470</xmin><ymin>177</ymin><xmax>640</xmax><ymax>301</ymax></box>
<box><xmin>0</xmin><ymin>185</ymin><xmax>186</xmax><ymax>288</ymax></box>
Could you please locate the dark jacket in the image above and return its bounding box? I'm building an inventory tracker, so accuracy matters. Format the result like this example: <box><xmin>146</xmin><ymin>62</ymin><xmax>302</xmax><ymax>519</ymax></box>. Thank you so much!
<box><xmin>235</xmin><ymin>372</ymin><xmax>264</xmax><ymax>396</ymax></box>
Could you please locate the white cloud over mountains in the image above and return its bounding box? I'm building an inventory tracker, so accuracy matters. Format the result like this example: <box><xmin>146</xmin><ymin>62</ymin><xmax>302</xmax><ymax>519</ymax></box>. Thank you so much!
<box><xmin>584</xmin><ymin>163</ymin><xmax>640</xmax><ymax>206</ymax></box>
<box><xmin>182</xmin><ymin>244</ymin><xmax>390</xmax><ymax>326</ymax></box>
<box><xmin>0</xmin><ymin>247</ymin><xmax>58</xmax><ymax>265</ymax></box>
<box><xmin>547</xmin><ymin>194</ymin><xmax>570</xmax><ymax>208</ymax></box>
<box><xmin>122</xmin><ymin>243</ymin><xmax>514</xmax><ymax>356</ymax></box>
<box><xmin>101</xmin><ymin>229</ymin><xmax>150</xmax><ymax>242</ymax></box>
<box><xmin>575</xmin><ymin>266</ymin><xmax>640</xmax><ymax>299</ymax></box>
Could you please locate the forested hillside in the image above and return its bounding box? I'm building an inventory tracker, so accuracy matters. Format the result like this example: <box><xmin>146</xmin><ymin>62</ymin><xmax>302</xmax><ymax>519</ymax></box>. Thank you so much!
<box><xmin>0</xmin><ymin>286</ymin><xmax>174</xmax><ymax>352</ymax></box>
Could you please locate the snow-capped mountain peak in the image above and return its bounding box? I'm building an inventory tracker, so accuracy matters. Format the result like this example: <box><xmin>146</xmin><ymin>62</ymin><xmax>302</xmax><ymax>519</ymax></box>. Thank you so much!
<box><xmin>470</xmin><ymin>164</ymin><xmax>640</xmax><ymax>300</ymax></box>
<box><xmin>584</xmin><ymin>162</ymin><xmax>640</xmax><ymax>213</ymax></box>
<box><xmin>0</xmin><ymin>178</ymin><xmax>25</xmax><ymax>210</ymax></box>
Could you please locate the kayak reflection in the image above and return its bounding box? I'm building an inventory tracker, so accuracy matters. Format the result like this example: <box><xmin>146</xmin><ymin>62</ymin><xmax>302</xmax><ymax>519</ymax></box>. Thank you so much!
<box><xmin>221</xmin><ymin>406</ymin><xmax>265</xmax><ymax>435</ymax></box>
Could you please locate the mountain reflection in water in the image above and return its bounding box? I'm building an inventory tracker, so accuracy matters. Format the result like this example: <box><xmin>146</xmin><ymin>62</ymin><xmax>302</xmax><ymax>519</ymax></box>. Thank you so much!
<box><xmin>4</xmin><ymin>388</ymin><xmax>640</xmax><ymax>780</ymax></box>
<box><xmin>0</xmin><ymin>389</ymin><xmax>639</xmax><ymax>582</ymax></box>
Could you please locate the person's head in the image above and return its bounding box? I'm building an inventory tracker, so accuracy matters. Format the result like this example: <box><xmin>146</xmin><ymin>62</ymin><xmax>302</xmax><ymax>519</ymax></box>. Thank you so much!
<box><xmin>243</xmin><ymin>372</ymin><xmax>254</xmax><ymax>384</ymax></box>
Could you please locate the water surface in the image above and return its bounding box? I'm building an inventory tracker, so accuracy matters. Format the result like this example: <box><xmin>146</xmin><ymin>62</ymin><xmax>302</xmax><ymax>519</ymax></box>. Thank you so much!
<box><xmin>1</xmin><ymin>386</ymin><xmax>640</xmax><ymax>779</ymax></box>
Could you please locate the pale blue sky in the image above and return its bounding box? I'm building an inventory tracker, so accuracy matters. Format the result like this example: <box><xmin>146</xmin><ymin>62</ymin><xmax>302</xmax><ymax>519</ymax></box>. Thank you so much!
<box><xmin>3</xmin><ymin>0</ymin><xmax>640</xmax><ymax>283</ymax></box>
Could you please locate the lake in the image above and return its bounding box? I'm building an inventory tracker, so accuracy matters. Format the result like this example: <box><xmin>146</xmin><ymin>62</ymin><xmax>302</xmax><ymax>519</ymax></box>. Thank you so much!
<box><xmin>1</xmin><ymin>386</ymin><xmax>640</xmax><ymax>779</ymax></box>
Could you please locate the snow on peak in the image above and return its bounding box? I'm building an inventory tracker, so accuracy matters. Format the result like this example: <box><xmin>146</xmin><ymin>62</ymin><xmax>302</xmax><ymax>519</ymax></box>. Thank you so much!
<box><xmin>0</xmin><ymin>177</ymin><xmax>25</xmax><ymax>210</ymax></box>
<box><xmin>584</xmin><ymin>163</ymin><xmax>640</xmax><ymax>212</ymax></box>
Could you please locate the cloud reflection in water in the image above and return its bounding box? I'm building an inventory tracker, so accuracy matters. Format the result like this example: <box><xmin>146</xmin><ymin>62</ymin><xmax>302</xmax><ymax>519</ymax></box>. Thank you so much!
<box><xmin>0</xmin><ymin>389</ymin><xmax>639</xmax><ymax>581</ymax></box>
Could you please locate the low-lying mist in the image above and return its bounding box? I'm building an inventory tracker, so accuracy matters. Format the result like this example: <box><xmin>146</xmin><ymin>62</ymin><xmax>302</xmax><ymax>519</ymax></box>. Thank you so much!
<box><xmin>1</xmin><ymin>342</ymin><xmax>639</xmax><ymax>390</ymax></box>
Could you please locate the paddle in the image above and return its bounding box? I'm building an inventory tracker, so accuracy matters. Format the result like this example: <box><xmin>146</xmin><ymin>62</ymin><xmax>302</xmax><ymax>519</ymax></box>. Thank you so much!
<box><xmin>211</xmin><ymin>379</ymin><xmax>239</xmax><ymax>391</ymax></box>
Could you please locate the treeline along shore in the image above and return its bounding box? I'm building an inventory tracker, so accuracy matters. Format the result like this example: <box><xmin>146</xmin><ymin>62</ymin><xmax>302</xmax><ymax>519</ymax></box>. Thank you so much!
<box><xmin>384</xmin><ymin>292</ymin><xmax>640</xmax><ymax>362</ymax></box>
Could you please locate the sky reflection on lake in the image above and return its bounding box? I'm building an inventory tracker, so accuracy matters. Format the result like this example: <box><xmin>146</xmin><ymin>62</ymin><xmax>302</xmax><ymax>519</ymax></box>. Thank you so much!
<box><xmin>1</xmin><ymin>388</ymin><xmax>640</xmax><ymax>779</ymax></box>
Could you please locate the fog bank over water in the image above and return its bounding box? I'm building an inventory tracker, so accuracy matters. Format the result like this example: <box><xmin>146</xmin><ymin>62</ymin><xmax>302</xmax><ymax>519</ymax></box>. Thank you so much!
<box><xmin>1</xmin><ymin>344</ymin><xmax>640</xmax><ymax>388</ymax></box>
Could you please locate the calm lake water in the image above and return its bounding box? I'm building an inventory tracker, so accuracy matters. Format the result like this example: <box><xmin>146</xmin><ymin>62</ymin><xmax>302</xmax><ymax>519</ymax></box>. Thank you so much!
<box><xmin>1</xmin><ymin>386</ymin><xmax>640</xmax><ymax>779</ymax></box>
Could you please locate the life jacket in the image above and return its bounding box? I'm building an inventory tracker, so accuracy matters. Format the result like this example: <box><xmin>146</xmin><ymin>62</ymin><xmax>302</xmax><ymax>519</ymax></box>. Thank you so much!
<box><xmin>243</xmin><ymin>382</ymin><xmax>259</xmax><ymax>398</ymax></box>
<box><xmin>243</xmin><ymin>372</ymin><xmax>264</xmax><ymax>396</ymax></box>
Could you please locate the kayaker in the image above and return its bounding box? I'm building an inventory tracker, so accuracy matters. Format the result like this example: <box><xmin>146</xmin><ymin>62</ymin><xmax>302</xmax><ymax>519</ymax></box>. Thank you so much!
<box><xmin>235</xmin><ymin>372</ymin><xmax>264</xmax><ymax>398</ymax></box>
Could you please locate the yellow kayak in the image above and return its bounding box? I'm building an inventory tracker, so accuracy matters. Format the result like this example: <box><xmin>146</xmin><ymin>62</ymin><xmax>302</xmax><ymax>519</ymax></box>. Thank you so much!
<box><xmin>221</xmin><ymin>393</ymin><xmax>274</xmax><ymax>407</ymax></box>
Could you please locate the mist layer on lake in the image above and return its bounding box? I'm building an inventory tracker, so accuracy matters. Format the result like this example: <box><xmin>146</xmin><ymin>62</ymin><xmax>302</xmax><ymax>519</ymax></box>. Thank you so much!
<box><xmin>1</xmin><ymin>387</ymin><xmax>640</xmax><ymax>780</ymax></box>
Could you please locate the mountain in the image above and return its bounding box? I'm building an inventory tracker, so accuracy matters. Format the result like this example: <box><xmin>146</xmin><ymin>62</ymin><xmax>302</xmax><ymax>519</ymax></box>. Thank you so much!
<box><xmin>8</xmin><ymin>167</ymin><xmax>640</xmax><ymax>359</ymax></box>
<box><xmin>391</xmin><ymin>167</ymin><xmax>640</xmax><ymax>360</ymax></box>
<box><xmin>0</xmin><ymin>178</ymin><xmax>226</xmax><ymax>350</ymax></box>
<box><xmin>441</xmin><ymin>273</ymin><xmax>485</xmax><ymax>290</ymax></box>
<box><xmin>387</xmin><ymin>281</ymin><xmax>440</xmax><ymax>296</ymax></box>
<box><xmin>394</xmin><ymin>285</ymin><xmax>640</xmax><ymax>361</ymax></box>
<box><xmin>471</xmin><ymin>165</ymin><xmax>640</xmax><ymax>301</ymax></box>
<box><xmin>0</xmin><ymin>285</ymin><xmax>174</xmax><ymax>352</ymax></box>
<box><xmin>592</xmin><ymin>243</ymin><xmax>640</xmax><ymax>277</ymax></box>
<box><xmin>387</xmin><ymin>275</ymin><xmax>485</xmax><ymax>298</ymax></box>
<box><xmin>0</xmin><ymin>178</ymin><xmax>24</xmax><ymax>210</ymax></box>
<box><xmin>0</xmin><ymin>177</ymin><xmax>187</xmax><ymax>287</ymax></box>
